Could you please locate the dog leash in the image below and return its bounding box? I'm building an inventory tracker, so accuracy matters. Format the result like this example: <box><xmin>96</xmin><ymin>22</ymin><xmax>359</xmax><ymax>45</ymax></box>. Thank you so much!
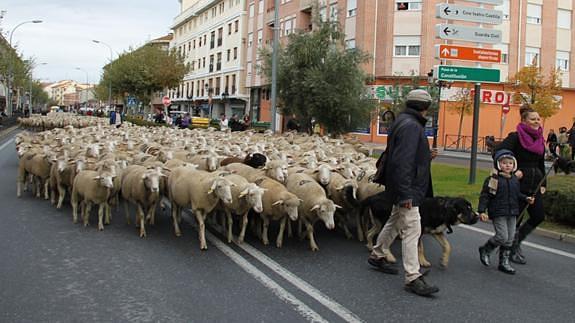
<box><xmin>516</xmin><ymin>157</ymin><xmax>558</xmax><ymax>226</ymax></box>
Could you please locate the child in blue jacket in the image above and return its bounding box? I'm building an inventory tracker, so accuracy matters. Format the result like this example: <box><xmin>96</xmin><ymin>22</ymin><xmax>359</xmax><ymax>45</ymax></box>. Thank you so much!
<box><xmin>478</xmin><ymin>149</ymin><xmax>534</xmax><ymax>274</ymax></box>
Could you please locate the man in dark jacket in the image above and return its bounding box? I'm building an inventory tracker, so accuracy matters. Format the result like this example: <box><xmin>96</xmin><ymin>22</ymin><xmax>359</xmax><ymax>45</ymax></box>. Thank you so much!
<box><xmin>368</xmin><ymin>89</ymin><xmax>439</xmax><ymax>297</ymax></box>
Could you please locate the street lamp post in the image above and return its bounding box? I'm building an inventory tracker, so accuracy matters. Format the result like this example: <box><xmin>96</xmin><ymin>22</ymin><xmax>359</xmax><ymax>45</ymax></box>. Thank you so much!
<box><xmin>75</xmin><ymin>67</ymin><xmax>89</xmax><ymax>107</ymax></box>
<box><xmin>92</xmin><ymin>39</ymin><xmax>114</xmax><ymax>109</ymax></box>
<box><xmin>6</xmin><ymin>20</ymin><xmax>43</xmax><ymax>116</ymax></box>
<box><xmin>427</xmin><ymin>70</ymin><xmax>449</xmax><ymax>149</ymax></box>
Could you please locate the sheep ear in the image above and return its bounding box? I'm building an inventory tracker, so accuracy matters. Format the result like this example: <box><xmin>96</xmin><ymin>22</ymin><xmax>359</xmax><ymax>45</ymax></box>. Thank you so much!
<box><xmin>272</xmin><ymin>200</ymin><xmax>284</xmax><ymax>206</ymax></box>
<box><xmin>334</xmin><ymin>204</ymin><xmax>343</xmax><ymax>209</ymax></box>
<box><xmin>310</xmin><ymin>204</ymin><xmax>320</xmax><ymax>212</ymax></box>
<box><xmin>239</xmin><ymin>189</ymin><xmax>249</xmax><ymax>198</ymax></box>
<box><xmin>336</xmin><ymin>186</ymin><xmax>344</xmax><ymax>191</ymax></box>
<box><xmin>208</xmin><ymin>180</ymin><xmax>218</xmax><ymax>194</ymax></box>
<box><xmin>93</xmin><ymin>176</ymin><xmax>101</xmax><ymax>180</ymax></box>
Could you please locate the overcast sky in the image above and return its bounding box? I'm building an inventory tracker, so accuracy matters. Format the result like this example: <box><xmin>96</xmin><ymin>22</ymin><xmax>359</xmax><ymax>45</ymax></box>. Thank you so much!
<box><xmin>1</xmin><ymin>0</ymin><xmax>180</xmax><ymax>84</ymax></box>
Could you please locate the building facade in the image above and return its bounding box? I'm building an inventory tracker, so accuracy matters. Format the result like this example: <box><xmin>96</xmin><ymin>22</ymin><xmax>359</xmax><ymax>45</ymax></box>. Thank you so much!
<box><xmin>171</xmin><ymin>0</ymin><xmax>249</xmax><ymax>119</ymax></box>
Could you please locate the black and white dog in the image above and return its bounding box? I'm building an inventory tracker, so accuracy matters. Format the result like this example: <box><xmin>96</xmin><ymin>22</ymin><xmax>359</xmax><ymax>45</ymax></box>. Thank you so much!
<box><xmin>362</xmin><ymin>193</ymin><xmax>478</xmax><ymax>268</ymax></box>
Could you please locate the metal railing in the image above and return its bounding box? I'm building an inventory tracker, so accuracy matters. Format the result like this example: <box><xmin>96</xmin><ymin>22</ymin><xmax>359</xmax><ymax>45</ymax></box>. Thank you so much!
<box><xmin>443</xmin><ymin>134</ymin><xmax>503</xmax><ymax>154</ymax></box>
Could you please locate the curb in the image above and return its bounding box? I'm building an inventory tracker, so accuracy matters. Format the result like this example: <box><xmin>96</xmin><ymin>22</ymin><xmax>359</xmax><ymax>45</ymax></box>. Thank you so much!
<box><xmin>0</xmin><ymin>126</ymin><xmax>19</xmax><ymax>141</ymax></box>
<box><xmin>534</xmin><ymin>227</ymin><xmax>575</xmax><ymax>244</ymax></box>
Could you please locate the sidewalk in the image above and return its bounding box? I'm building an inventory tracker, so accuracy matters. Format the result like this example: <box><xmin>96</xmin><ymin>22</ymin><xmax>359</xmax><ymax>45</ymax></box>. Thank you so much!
<box><xmin>0</xmin><ymin>125</ymin><xmax>19</xmax><ymax>141</ymax></box>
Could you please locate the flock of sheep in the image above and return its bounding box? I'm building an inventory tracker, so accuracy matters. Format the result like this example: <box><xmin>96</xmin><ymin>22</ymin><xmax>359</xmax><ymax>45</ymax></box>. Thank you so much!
<box><xmin>15</xmin><ymin>114</ymin><xmax>387</xmax><ymax>251</ymax></box>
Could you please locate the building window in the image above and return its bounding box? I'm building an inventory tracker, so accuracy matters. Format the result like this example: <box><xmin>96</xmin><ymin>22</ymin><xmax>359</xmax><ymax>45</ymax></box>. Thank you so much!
<box><xmin>319</xmin><ymin>6</ymin><xmax>327</xmax><ymax>22</ymax></box>
<box><xmin>501</xmin><ymin>53</ymin><xmax>508</xmax><ymax>64</ymax></box>
<box><xmin>231</xmin><ymin>74</ymin><xmax>237</xmax><ymax>94</ymax></box>
<box><xmin>235</xmin><ymin>20</ymin><xmax>239</xmax><ymax>33</ymax></box>
<box><xmin>393</xmin><ymin>36</ymin><xmax>420</xmax><ymax>57</ymax></box>
<box><xmin>495</xmin><ymin>0</ymin><xmax>510</xmax><ymax>20</ymax></box>
<box><xmin>330</xmin><ymin>4</ymin><xmax>338</xmax><ymax>21</ymax></box>
<box><xmin>228</xmin><ymin>23</ymin><xmax>232</xmax><ymax>35</ymax></box>
<box><xmin>227</xmin><ymin>49</ymin><xmax>231</xmax><ymax>61</ymax></box>
<box><xmin>525</xmin><ymin>47</ymin><xmax>540</xmax><ymax>66</ymax></box>
<box><xmin>558</xmin><ymin>9</ymin><xmax>572</xmax><ymax>29</ymax></box>
<box><xmin>527</xmin><ymin>4</ymin><xmax>542</xmax><ymax>24</ymax></box>
<box><xmin>396</xmin><ymin>1</ymin><xmax>422</xmax><ymax>11</ymax></box>
<box><xmin>249</xmin><ymin>4</ymin><xmax>255</xmax><ymax>17</ymax></box>
<box><xmin>258</xmin><ymin>0</ymin><xmax>264</xmax><ymax>14</ymax></box>
<box><xmin>557</xmin><ymin>51</ymin><xmax>570</xmax><ymax>71</ymax></box>
<box><xmin>345</xmin><ymin>39</ymin><xmax>356</xmax><ymax>49</ymax></box>
<box><xmin>217</xmin><ymin>52</ymin><xmax>222</xmax><ymax>71</ymax></box>
<box><xmin>257</xmin><ymin>29</ymin><xmax>263</xmax><ymax>46</ymax></box>
<box><xmin>193</xmin><ymin>39</ymin><xmax>196</xmax><ymax>49</ymax></box>
<box><xmin>248</xmin><ymin>32</ymin><xmax>253</xmax><ymax>47</ymax></box>
<box><xmin>203</xmin><ymin>57</ymin><xmax>206</xmax><ymax>68</ymax></box>
<box><xmin>347</xmin><ymin>0</ymin><xmax>357</xmax><ymax>17</ymax></box>
<box><xmin>233</xmin><ymin>47</ymin><xmax>238</xmax><ymax>59</ymax></box>
<box><xmin>212</xmin><ymin>7</ymin><xmax>217</xmax><ymax>18</ymax></box>
<box><xmin>210</xmin><ymin>31</ymin><xmax>216</xmax><ymax>49</ymax></box>
<box><xmin>218</xmin><ymin>27</ymin><xmax>223</xmax><ymax>47</ymax></box>
<box><xmin>210</xmin><ymin>55</ymin><xmax>214</xmax><ymax>72</ymax></box>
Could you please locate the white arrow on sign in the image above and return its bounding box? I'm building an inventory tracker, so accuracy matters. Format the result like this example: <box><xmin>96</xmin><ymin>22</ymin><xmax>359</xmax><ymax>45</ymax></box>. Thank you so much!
<box><xmin>436</xmin><ymin>4</ymin><xmax>503</xmax><ymax>25</ymax></box>
<box><xmin>435</xmin><ymin>24</ymin><xmax>502</xmax><ymax>44</ymax></box>
<box><xmin>460</xmin><ymin>0</ymin><xmax>503</xmax><ymax>5</ymax></box>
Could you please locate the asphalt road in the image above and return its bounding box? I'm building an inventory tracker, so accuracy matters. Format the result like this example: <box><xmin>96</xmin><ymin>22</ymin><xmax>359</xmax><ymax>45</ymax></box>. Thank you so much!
<box><xmin>1</xmin><ymin>133</ymin><xmax>574</xmax><ymax>322</ymax></box>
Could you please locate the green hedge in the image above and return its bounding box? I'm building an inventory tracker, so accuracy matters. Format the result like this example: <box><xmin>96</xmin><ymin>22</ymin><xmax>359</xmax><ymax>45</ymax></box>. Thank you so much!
<box><xmin>542</xmin><ymin>176</ymin><xmax>575</xmax><ymax>226</ymax></box>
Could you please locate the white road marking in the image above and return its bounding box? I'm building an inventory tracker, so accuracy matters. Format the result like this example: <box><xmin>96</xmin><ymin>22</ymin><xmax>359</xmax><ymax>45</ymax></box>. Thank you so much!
<box><xmin>460</xmin><ymin>224</ymin><xmax>575</xmax><ymax>260</ymax></box>
<box><xmin>234</xmin><ymin>240</ymin><xmax>364</xmax><ymax>323</ymax></box>
<box><xmin>203</xmin><ymin>228</ymin><xmax>329</xmax><ymax>323</ymax></box>
<box><xmin>174</xmin><ymin>204</ymin><xmax>364</xmax><ymax>323</ymax></box>
<box><xmin>0</xmin><ymin>138</ymin><xmax>14</xmax><ymax>152</ymax></box>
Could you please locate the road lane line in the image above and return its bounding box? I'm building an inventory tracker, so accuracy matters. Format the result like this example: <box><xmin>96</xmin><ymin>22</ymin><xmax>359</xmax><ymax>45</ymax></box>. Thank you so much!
<box><xmin>0</xmin><ymin>138</ymin><xmax>14</xmax><ymax>152</ymax></box>
<box><xmin>234</xmin><ymin>240</ymin><xmax>364</xmax><ymax>323</ymax></box>
<box><xmin>460</xmin><ymin>224</ymin><xmax>575</xmax><ymax>260</ymax></box>
<box><xmin>203</xmin><ymin>229</ymin><xmax>329</xmax><ymax>323</ymax></box>
<box><xmin>172</xmin><ymin>201</ymin><xmax>364</xmax><ymax>323</ymax></box>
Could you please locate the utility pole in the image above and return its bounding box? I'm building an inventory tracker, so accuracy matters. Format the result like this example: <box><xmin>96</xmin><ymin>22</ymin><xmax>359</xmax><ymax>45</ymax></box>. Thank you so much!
<box><xmin>270</xmin><ymin>0</ymin><xmax>280</xmax><ymax>132</ymax></box>
<box><xmin>92</xmin><ymin>40</ymin><xmax>114</xmax><ymax>109</ymax></box>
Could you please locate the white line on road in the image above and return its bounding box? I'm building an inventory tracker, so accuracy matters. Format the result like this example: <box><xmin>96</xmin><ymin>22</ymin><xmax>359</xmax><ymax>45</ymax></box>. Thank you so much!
<box><xmin>0</xmin><ymin>138</ymin><xmax>14</xmax><ymax>152</ymax></box>
<box><xmin>203</xmin><ymin>228</ymin><xmax>329</xmax><ymax>323</ymax></box>
<box><xmin>234</xmin><ymin>240</ymin><xmax>364</xmax><ymax>323</ymax></box>
<box><xmin>460</xmin><ymin>224</ymin><xmax>575</xmax><ymax>260</ymax></box>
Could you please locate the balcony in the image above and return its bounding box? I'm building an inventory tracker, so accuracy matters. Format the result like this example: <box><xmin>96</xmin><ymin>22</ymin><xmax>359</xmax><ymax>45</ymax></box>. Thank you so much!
<box><xmin>299</xmin><ymin>0</ymin><xmax>312</xmax><ymax>12</ymax></box>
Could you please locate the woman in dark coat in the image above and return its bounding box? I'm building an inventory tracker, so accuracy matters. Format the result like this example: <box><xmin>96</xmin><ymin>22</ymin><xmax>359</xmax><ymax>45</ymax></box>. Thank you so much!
<box><xmin>495</xmin><ymin>105</ymin><xmax>546</xmax><ymax>264</ymax></box>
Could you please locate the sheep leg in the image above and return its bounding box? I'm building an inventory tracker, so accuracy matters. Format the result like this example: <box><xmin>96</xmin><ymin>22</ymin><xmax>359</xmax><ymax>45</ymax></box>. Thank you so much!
<box><xmin>355</xmin><ymin>211</ymin><xmax>364</xmax><ymax>242</ymax></box>
<box><xmin>261</xmin><ymin>217</ymin><xmax>270</xmax><ymax>246</ymax></box>
<box><xmin>137</xmin><ymin>205</ymin><xmax>146</xmax><ymax>238</ymax></box>
<box><xmin>226</xmin><ymin>210</ymin><xmax>233</xmax><ymax>243</ymax></box>
<box><xmin>287</xmin><ymin>219</ymin><xmax>293</xmax><ymax>238</ymax></box>
<box><xmin>124</xmin><ymin>200</ymin><xmax>131</xmax><ymax>225</ymax></box>
<box><xmin>195</xmin><ymin>210</ymin><xmax>208</xmax><ymax>250</ymax></box>
<box><xmin>104</xmin><ymin>203</ymin><xmax>111</xmax><ymax>225</ymax></box>
<box><xmin>35</xmin><ymin>177</ymin><xmax>41</xmax><ymax>198</ymax></box>
<box><xmin>304</xmin><ymin>220</ymin><xmax>319</xmax><ymax>251</ymax></box>
<box><xmin>171</xmin><ymin>203</ymin><xmax>182</xmax><ymax>237</ymax></box>
<box><xmin>43</xmin><ymin>179</ymin><xmax>50</xmax><ymax>200</ymax></box>
<box><xmin>83</xmin><ymin>202</ymin><xmax>92</xmax><ymax>227</ymax></box>
<box><xmin>97</xmin><ymin>204</ymin><xmax>106</xmax><ymax>231</ymax></box>
<box><xmin>276</xmin><ymin>217</ymin><xmax>287</xmax><ymax>248</ymax></box>
<box><xmin>71</xmin><ymin>190</ymin><xmax>79</xmax><ymax>224</ymax></box>
<box><xmin>238</xmin><ymin>212</ymin><xmax>249</xmax><ymax>243</ymax></box>
<box><xmin>56</xmin><ymin>184</ymin><xmax>66</xmax><ymax>209</ymax></box>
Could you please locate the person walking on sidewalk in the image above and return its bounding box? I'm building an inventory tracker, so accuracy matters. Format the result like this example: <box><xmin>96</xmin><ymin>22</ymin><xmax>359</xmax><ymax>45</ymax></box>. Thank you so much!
<box><xmin>477</xmin><ymin>150</ymin><xmax>535</xmax><ymax>274</ymax></box>
<box><xmin>367</xmin><ymin>89</ymin><xmax>439</xmax><ymax>297</ymax></box>
<box><xmin>495</xmin><ymin>105</ymin><xmax>546</xmax><ymax>265</ymax></box>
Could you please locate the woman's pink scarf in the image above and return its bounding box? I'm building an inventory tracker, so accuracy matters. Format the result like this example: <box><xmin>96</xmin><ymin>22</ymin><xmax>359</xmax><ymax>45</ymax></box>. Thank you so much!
<box><xmin>517</xmin><ymin>123</ymin><xmax>544</xmax><ymax>155</ymax></box>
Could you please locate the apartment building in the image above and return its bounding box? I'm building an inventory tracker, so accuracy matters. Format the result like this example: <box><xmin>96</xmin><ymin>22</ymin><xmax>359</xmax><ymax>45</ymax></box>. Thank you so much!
<box><xmin>171</xmin><ymin>0</ymin><xmax>248</xmax><ymax>119</ymax></box>
<box><xmin>43</xmin><ymin>80</ymin><xmax>90</xmax><ymax>106</ymax></box>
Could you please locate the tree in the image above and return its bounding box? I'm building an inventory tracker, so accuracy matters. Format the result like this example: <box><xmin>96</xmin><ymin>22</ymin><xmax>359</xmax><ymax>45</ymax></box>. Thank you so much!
<box><xmin>446</xmin><ymin>86</ymin><xmax>473</xmax><ymax>149</ymax></box>
<box><xmin>509</xmin><ymin>65</ymin><xmax>562</xmax><ymax>119</ymax></box>
<box><xmin>262</xmin><ymin>18</ymin><xmax>375</xmax><ymax>136</ymax></box>
<box><xmin>96</xmin><ymin>44</ymin><xmax>189</xmax><ymax>111</ymax></box>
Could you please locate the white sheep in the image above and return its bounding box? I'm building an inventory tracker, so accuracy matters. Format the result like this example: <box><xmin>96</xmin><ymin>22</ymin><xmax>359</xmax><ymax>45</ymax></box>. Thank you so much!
<box><xmin>286</xmin><ymin>173</ymin><xmax>339</xmax><ymax>251</ymax></box>
<box><xmin>326</xmin><ymin>172</ymin><xmax>360</xmax><ymax>240</ymax></box>
<box><xmin>121</xmin><ymin>165</ymin><xmax>165</xmax><ymax>237</ymax></box>
<box><xmin>168</xmin><ymin>168</ymin><xmax>234</xmax><ymax>250</ymax></box>
<box><xmin>71</xmin><ymin>170</ymin><xmax>115</xmax><ymax>230</ymax></box>
<box><xmin>253</xmin><ymin>176</ymin><xmax>300</xmax><ymax>248</ymax></box>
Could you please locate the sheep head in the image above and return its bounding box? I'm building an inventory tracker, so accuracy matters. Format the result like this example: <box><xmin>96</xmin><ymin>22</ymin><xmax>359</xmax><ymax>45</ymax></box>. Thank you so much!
<box><xmin>142</xmin><ymin>169</ymin><xmax>164</xmax><ymax>193</ymax></box>
<box><xmin>208</xmin><ymin>178</ymin><xmax>234</xmax><ymax>205</ymax></box>
<box><xmin>310</xmin><ymin>200</ymin><xmax>339</xmax><ymax>230</ymax></box>
<box><xmin>93</xmin><ymin>172</ymin><xmax>115</xmax><ymax>189</ymax></box>
<box><xmin>239</xmin><ymin>183</ymin><xmax>266</xmax><ymax>213</ymax></box>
